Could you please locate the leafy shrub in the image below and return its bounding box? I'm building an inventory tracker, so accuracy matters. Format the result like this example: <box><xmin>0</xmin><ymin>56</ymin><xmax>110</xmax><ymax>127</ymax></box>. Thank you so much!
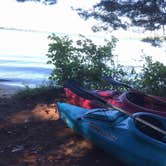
<box><xmin>140</xmin><ymin>56</ymin><xmax>166</xmax><ymax>97</ymax></box>
<box><xmin>46</xmin><ymin>34</ymin><xmax>166</xmax><ymax>97</ymax></box>
<box><xmin>46</xmin><ymin>34</ymin><xmax>128</xmax><ymax>89</ymax></box>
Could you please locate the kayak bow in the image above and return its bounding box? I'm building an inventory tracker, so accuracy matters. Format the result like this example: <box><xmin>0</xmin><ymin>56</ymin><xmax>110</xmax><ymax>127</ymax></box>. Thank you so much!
<box><xmin>57</xmin><ymin>102</ymin><xmax>166</xmax><ymax>166</ymax></box>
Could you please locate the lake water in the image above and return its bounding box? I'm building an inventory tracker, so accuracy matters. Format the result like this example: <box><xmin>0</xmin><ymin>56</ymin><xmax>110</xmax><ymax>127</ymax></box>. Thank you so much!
<box><xmin>0</xmin><ymin>30</ymin><xmax>165</xmax><ymax>89</ymax></box>
<box><xmin>1</xmin><ymin>39</ymin><xmax>165</xmax><ymax>89</ymax></box>
<box><xmin>0</xmin><ymin>54</ymin><xmax>53</xmax><ymax>88</ymax></box>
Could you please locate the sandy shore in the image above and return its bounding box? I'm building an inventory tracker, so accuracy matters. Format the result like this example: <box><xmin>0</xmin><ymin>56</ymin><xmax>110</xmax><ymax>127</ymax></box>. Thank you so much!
<box><xmin>0</xmin><ymin>83</ymin><xmax>22</xmax><ymax>98</ymax></box>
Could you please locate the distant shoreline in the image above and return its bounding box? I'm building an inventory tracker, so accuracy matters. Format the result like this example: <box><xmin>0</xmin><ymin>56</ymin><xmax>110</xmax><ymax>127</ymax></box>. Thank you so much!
<box><xmin>0</xmin><ymin>79</ymin><xmax>11</xmax><ymax>82</ymax></box>
<box><xmin>0</xmin><ymin>83</ymin><xmax>22</xmax><ymax>98</ymax></box>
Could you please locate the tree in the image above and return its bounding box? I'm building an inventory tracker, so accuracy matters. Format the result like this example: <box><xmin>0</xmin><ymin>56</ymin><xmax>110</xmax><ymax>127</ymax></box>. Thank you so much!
<box><xmin>139</xmin><ymin>56</ymin><xmax>166</xmax><ymax>97</ymax></box>
<box><xmin>76</xmin><ymin>0</ymin><xmax>166</xmax><ymax>33</ymax></box>
<box><xmin>46</xmin><ymin>34</ymin><xmax>128</xmax><ymax>89</ymax></box>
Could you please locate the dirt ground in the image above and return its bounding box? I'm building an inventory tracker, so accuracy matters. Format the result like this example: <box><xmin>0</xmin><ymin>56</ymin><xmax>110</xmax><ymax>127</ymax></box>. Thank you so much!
<box><xmin>0</xmin><ymin>88</ymin><xmax>123</xmax><ymax>166</ymax></box>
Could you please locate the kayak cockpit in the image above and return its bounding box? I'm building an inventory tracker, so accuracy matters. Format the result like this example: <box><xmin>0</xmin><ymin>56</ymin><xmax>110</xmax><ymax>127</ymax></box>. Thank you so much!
<box><xmin>130</xmin><ymin>113</ymin><xmax>166</xmax><ymax>144</ymax></box>
<box><xmin>126</xmin><ymin>92</ymin><xmax>166</xmax><ymax>112</ymax></box>
<box><xmin>83</xmin><ymin>109</ymin><xmax>166</xmax><ymax>144</ymax></box>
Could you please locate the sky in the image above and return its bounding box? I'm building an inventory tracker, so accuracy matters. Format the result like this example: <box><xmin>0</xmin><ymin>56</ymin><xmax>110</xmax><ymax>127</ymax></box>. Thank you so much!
<box><xmin>0</xmin><ymin>0</ymin><xmax>99</xmax><ymax>56</ymax></box>
<box><xmin>0</xmin><ymin>0</ymin><xmax>97</xmax><ymax>33</ymax></box>
<box><xmin>0</xmin><ymin>0</ymin><xmax>165</xmax><ymax>66</ymax></box>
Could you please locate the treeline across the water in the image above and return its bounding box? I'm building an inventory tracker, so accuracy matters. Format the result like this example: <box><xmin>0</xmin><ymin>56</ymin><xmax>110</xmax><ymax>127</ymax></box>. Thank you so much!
<box><xmin>46</xmin><ymin>34</ymin><xmax>166</xmax><ymax>97</ymax></box>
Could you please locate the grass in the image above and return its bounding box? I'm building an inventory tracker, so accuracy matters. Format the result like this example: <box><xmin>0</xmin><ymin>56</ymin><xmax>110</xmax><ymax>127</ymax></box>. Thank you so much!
<box><xmin>13</xmin><ymin>83</ymin><xmax>64</xmax><ymax>102</ymax></box>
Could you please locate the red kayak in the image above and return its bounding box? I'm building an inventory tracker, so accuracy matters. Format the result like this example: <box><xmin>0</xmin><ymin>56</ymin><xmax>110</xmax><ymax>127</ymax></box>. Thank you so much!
<box><xmin>65</xmin><ymin>86</ymin><xmax>166</xmax><ymax>117</ymax></box>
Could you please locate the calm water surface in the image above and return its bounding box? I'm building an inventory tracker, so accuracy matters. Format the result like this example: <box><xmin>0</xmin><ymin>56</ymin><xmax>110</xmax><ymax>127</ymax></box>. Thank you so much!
<box><xmin>0</xmin><ymin>54</ymin><xmax>53</xmax><ymax>87</ymax></box>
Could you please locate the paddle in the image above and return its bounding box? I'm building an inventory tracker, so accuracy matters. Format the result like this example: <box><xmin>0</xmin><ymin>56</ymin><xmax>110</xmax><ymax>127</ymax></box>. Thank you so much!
<box><xmin>64</xmin><ymin>79</ymin><xmax>166</xmax><ymax>136</ymax></box>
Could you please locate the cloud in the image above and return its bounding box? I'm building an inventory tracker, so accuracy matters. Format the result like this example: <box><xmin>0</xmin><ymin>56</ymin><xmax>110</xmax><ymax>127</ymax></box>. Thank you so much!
<box><xmin>16</xmin><ymin>0</ymin><xmax>57</xmax><ymax>5</ymax></box>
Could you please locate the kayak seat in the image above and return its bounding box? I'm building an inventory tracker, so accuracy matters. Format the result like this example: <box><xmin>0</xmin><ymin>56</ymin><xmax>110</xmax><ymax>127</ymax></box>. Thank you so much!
<box><xmin>126</xmin><ymin>92</ymin><xmax>145</xmax><ymax>107</ymax></box>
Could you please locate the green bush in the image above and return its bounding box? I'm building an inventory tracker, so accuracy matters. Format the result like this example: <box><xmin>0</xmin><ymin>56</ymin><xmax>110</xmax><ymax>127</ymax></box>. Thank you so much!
<box><xmin>46</xmin><ymin>34</ymin><xmax>128</xmax><ymax>89</ymax></box>
<box><xmin>140</xmin><ymin>56</ymin><xmax>166</xmax><ymax>97</ymax></box>
<box><xmin>46</xmin><ymin>33</ymin><xmax>166</xmax><ymax>96</ymax></box>
<box><xmin>13</xmin><ymin>83</ymin><xmax>63</xmax><ymax>103</ymax></box>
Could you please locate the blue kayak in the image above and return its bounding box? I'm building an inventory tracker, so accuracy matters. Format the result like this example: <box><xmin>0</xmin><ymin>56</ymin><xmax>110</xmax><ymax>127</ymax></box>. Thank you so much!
<box><xmin>56</xmin><ymin>102</ymin><xmax>166</xmax><ymax>166</ymax></box>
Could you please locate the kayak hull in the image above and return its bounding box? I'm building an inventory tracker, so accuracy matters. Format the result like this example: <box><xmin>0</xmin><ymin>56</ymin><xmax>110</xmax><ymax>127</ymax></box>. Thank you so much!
<box><xmin>65</xmin><ymin>87</ymin><xmax>166</xmax><ymax>117</ymax></box>
<box><xmin>57</xmin><ymin>102</ymin><xmax>166</xmax><ymax>166</ymax></box>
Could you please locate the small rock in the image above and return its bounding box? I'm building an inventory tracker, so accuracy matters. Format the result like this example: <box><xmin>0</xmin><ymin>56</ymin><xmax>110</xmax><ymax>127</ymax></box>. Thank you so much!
<box><xmin>24</xmin><ymin>118</ymin><xmax>29</xmax><ymax>123</ymax></box>
<box><xmin>11</xmin><ymin>145</ymin><xmax>24</xmax><ymax>152</ymax></box>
